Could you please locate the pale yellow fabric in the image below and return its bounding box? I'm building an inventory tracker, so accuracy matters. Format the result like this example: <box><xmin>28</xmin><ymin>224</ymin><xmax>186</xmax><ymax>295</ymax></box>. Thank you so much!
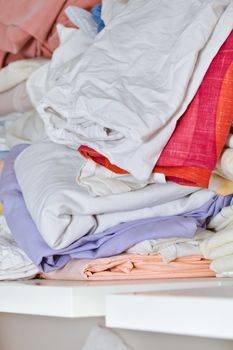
<box><xmin>209</xmin><ymin>173</ymin><xmax>233</xmax><ymax>196</ymax></box>
<box><xmin>0</xmin><ymin>203</ymin><xmax>4</xmax><ymax>215</ymax></box>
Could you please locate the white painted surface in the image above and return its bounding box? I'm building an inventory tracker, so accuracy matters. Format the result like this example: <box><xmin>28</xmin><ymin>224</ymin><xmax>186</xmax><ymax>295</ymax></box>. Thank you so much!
<box><xmin>106</xmin><ymin>279</ymin><xmax>233</xmax><ymax>340</ymax></box>
<box><xmin>0</xmin><ymin>278</ymin><xmax>233</xmax><ymax>349</ymax></box>
<box><xmin>0</xmin><ymin>277</ymin><xmax>229</xmax><ymax>318</ymax></box>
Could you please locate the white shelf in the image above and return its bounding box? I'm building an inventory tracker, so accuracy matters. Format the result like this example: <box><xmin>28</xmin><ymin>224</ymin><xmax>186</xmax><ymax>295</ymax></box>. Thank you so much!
<box><xmin>0</xmin><ymin>278</ymin><xmax>228</xmax><ymax>318</ymax></box>
<box><xmin>106</xmin><ymin>278</ymin><xmax>233</xmax><ymax>340</ymax></box>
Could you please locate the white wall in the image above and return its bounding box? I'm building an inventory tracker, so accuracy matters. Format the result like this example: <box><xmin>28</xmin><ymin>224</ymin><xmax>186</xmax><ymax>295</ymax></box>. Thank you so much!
<box><xmin>0</xmin><ymin>313</ymin><xmax>233</xmax><ymax>350</ymax></box>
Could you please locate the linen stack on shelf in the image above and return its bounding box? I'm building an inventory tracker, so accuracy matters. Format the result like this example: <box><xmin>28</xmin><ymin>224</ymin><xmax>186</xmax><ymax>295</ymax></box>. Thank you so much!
<box><xmin>0</xmin><ymin>0</ymin><xmax>233</xmax><ymax>281</ymax></box>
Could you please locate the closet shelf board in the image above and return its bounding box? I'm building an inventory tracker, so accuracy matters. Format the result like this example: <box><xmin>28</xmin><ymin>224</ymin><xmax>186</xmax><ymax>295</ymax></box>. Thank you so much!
<box><xmin>106</xmin><ymin>279</ymin><xmax>233</xmax><ymax>340</ymax></box>
<box><xmin>0</xmin><ymin>278</ymin><xmax>230</xmax><ymax>318</ymax></box>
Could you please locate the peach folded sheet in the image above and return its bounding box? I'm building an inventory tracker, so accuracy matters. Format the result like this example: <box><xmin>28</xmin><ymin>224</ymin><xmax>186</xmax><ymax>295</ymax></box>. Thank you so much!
<box><xmin>41</xmin><ymin>254</ymin><xmax>215</xmax><ymax>281</ymax></box>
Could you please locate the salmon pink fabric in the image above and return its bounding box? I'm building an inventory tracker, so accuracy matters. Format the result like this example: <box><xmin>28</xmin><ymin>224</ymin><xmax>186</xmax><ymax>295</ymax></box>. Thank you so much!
<box><xmin>79</xmin><ymin>31</ymin><xmax>233</xmax><ymax>188</ymax></box>
<box><xmin>41</xmin><ymin>254</ymin><xmax>215</xmax><ymax>281</ymax></box>
<box><xmin>0</xmin><ymin>0</ymin><xmax>100</xmax><ymax>67</ymax></box>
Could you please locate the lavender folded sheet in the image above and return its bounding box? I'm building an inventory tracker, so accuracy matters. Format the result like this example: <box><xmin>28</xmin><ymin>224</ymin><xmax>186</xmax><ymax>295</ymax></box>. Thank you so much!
<box><xmin>0</xmin><ymin>145</ymin><xmax>231</xmax><ymax>273</ymax></box>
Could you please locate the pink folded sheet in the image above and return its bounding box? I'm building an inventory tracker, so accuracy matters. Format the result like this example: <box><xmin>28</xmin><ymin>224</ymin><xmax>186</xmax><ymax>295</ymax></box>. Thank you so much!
<box><xmin>0</xmin><ymin>0</ymin><xmax>99</xmax><ymax>67</ymax></box>
<box><xmin>41</xmin><ymin>254</ymin><xmax>215</xmax><ymax>281</ymax></box>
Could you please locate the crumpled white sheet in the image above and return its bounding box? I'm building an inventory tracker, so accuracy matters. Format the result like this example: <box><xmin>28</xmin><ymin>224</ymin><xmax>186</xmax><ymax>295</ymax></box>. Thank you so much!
<box><xmin>200</xmin><ymin>205</ymin><xmax>233</xmax><ymax>274</ymax></box>
<box><xmin>15</xmin><ymin>140</ymin><xmax>211</xmax><ymax>250</ymax></box>
<box><xmin>6</xmin><ymin>25</ymin><xmax>88</xmax><ymax>149</ymax></box>
<box><xmin>159</xmin><ymin>243</ymin><xmax>201</xmax><ymax>263</ymax></box>
<box><xmin>77</xmin><ymin>158</ymin><xmax>166</xmax><ymax>196</ymax></box>
<box><xmin>0</xmin><ymin>215</ymin><xmax>38</xmax><ymax>280</ymax></box>
<box><xmin>26</xmin><ymin>24</ymin><xmax>94</xmax><ymax>108</ymax></box>
<box><xmin>7</xmin><ymin>24</ymin><xmax>93</xmax><ymax>149</ymax></box>
<box><xmin>201</xmin><ymin>230</ymin><xmax>233</xmax><ymax>260</ymax></box>
<box><xmin>37</xmin><ymin>0</ymin><xmax>233</xmax><ymax>181</ymax></box>
<box><xmin>101</xmin><ymin>0</ymin><xmax>129</xmax><ymax>25</ymax></box>
<box><xmin>65</xmin><ymin>6</ymin><xmax>97</xmax><ymax>38</ymax></box>
<box><xmin>81</xmin><ymin>325</ymin><xmax>132</xmax><ymax>350</ymax></box>
<box><xmin>127</xmin><ymin>230</ymin><xmax>213</xmax><ymax>263</ymax></box>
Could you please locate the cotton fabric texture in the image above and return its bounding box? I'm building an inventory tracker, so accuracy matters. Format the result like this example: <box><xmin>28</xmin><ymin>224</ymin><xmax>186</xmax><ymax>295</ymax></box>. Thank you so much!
<box><xmin>5</xmin><ymin>110</ymin><xmax>45</xmax><ymax>148</ymax></box>
<box><xmin>65</xmin><ymin>6</ymin><xmax>98</xmax><ymax>38</ymax></box>
<box><xmin>0</xmin><ymin>58</ymin><xmax>47</xmax><ymax>92</ymax></box>
<box><xmin>78</xmin><ymin>28</ymin><xmax>233</xmax><ymax>187</ymax></box>
<box><xmin>0</xmin><ymin>113</ymin><xmax>20</xmax><ymax>154</ymax></box>
<box><xmin>126</xmin><ymin>230</ymin><xmax>213</xmax><ymax>261</ymax></box>
<box><xmin>201</xmin><ymin>230</ymin><xmax>233</xmax><ymax>260</ymax></box>
<box><xmin>0</xmin><ymin>216</ymin><xmax>38</xmax><ymax>280</ymax></box>
<box><xmin>0</xmin><ymin>143</ymin><xmax>227</xmax><ymax>273</ymax></box>
<box><xmin>41</xmin><ymin>254</ymin><xmax>215</xmax><ymax>281</ymax></box>
<box><xmin>77</xmin><ymin>158</ymin><xmax>166</xmax><ymax>197</ymax></box>
<box><xmin>37</xmin><ymin>0</ymin><xmax>233</xmax><ymax>181</ymax></box>
<box><xmin>0</xmin><ymin>0</ymin><xmax>100</xmax><ymax>67</ymax></box>
<box><xmin>215</xmin><ymin>148</ymin><xmax>233</xmax><ymax>181</ymax></box>
<box><xmin>0</xmin><ymin>82</ymin><xmax>32</xmax><ymax>116</ymax></box>
<box><xmin>200</xmin><ymin>205</ymin><xmax>233</xmax><ymax>274</ymax></box>
<box><xmin>26</xmin><ymin>24</ymin><xmax>94</xmax><ymax>108</ymax></box>
<box><xmin>211</xmin><ymin>255</ymin><xmax>233</xmax><ymax>274</ymax></box>
<box><xmin>14</xmin><ymin>141</ymin><xmax>202</xmax><ymax>250</ymax></box>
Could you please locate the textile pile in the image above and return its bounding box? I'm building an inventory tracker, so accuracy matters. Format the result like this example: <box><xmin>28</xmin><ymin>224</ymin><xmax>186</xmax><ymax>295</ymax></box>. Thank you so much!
<box><xmin>0</xmin><ymin>0</ymin><xmax>233</xmax><ymax>281</ymax></box>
